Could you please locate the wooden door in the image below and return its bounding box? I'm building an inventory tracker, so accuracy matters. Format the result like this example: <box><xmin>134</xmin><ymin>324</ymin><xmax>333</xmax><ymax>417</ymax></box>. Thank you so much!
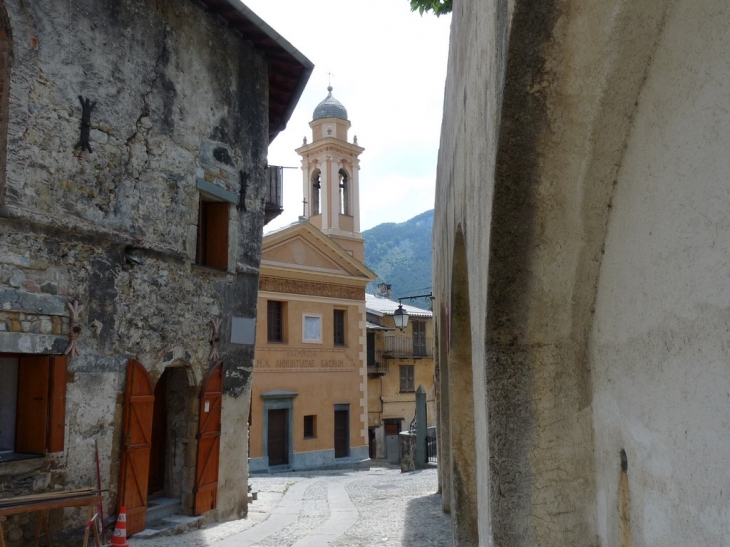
<box><xmin>119</xmin><ymin>359</ymin><xmax>154</xmax><ymax>536</ymax></box>
<box><xmin>267</xmin><ymin>409</ymin><xmax>288</xmax><ymax>466</ymax></box>
<box><xmin>147</xmin><ymin>371</ymin><xmax>168</xmax><ymax>496</ymax></box>
<box><xmin>194</xmin><ymin>362</ymin><xmax>222</xmax><ymax>515</ymax></box>
<box><xmin>334</xmin><ymin>409</ymin><xmax>349</xmax><ymax>458</ymax></box>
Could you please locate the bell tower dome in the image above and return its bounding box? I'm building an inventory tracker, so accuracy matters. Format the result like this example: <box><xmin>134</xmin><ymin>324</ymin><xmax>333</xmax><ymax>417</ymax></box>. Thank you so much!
<box><xmin>295</xmin><ymin>86</ymin><xmax>365</xmax><ymax>261</ymax></box>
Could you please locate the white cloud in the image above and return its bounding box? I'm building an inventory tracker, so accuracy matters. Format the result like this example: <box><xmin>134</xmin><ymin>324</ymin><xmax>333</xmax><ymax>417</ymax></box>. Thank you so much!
<box><xmin>244</xmin><ymin>0</ymin><xmax>451</xmax><ymax>232</ymax></box>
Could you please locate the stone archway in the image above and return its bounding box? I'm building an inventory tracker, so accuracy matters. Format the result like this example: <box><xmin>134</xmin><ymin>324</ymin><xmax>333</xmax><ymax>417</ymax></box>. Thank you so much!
<box><xmin>447</xmin><ymin>225</ymin><xmax>479</xmax><ymax>545</ymax></box>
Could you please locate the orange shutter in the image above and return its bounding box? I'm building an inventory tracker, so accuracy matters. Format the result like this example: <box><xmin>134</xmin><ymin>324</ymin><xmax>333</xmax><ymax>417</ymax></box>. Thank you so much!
<box><xmin>47</xmin><ymin>356</ymin><xmax>67</xmax><ymax>453</ymax></box>
<box><xmin>118</xmin><ymin>359</ymin><xmax>154</xmax><ymax>536</ymax></box>
<box><xmin>194</xmin><ymin>362</ymin><xmax>222</xmax><ymax>515</ymax></box>
<box><xmin>206</xmin><ymin>202</ymin><xmax>229</xmax><ymax>270</ymax></box>
<box><xmin>16</xmin><ymin>356</ymin><xmax>50</xmax><ymax>454</ymax></box>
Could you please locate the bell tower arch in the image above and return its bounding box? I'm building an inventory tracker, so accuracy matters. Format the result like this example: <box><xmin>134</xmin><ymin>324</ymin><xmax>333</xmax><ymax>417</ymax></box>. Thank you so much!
<box><xmin>296</xmin><ymin>86</ymin><xmax>365</xmax><ymax>261</ymax></box>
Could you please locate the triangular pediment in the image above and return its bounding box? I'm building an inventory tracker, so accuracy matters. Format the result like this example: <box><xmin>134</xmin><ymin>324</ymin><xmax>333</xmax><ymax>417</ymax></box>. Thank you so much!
<box><xmin>262</xmin><ymin>221</ymin><xmax>375</xmax><ymax>282</ymax></box>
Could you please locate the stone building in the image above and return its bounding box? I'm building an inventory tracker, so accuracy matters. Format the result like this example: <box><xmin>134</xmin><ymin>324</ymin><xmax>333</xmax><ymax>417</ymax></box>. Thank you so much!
<box><xmin>365</xmin><ymin>290</ymin><xmax>435</xmax><ymax>462</ymax></box>
<box><xmin>250</xmin><ymin>88</ymin><xmax>375</xmax><ymax>472</ymax></box>
<box><xmin>0</xmin><ymin>0</ymin><xmax>311</xmax><ymax>542</ymax></box>
<box><xmin>434</xmin><ymin>0</ymin><xmax>730</xmax><ymax>545</ymax></box>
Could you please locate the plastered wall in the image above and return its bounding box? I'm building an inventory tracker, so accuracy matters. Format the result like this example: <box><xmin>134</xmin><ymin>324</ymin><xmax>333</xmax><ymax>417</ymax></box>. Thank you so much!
<box><xmin>590</xmin><ymin>0</ymin><xmax>730</xmax><ymax>543</ymax></box>
<box><xmin>433</xmin><ymin>0</ymin><xmax>730</xmax><ymax>544</ymax></box>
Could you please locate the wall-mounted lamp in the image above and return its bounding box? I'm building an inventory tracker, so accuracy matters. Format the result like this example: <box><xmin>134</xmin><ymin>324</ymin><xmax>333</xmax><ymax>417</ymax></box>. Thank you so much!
<box><xmin>393</xmin><ymin>293</ymin><xmax>433</xmax><ymax>331</ymax></box>
<box><xmin>393</xmin><ymin>303</ymin><xmax>408</xmax><ymax>330</ymax></box>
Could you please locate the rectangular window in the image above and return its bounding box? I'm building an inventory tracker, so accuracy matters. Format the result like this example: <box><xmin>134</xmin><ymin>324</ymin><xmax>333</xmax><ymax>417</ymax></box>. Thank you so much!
<box><xmin>267</xmin><ymin>301</ymin><xmax>284</xmax><ymax>343</ymax></box>
<box><xmin>333</xmin><ymin>310</ymin><xmax>346</xmax><ymax>346</ymax></box>
<box><xmin>196</xmin><ymin>196</ymin><xmax>229</xmax><ymax>270</ymax></box>
<box><xmin>303</xmin><ymin>415</ymin><xmax>317</xmax><ymax>439</ymax></box>
<box><xmin>0</xmin><ymin>354</ymin><xmax>67</xmax><ymax>460</ymax></box>
<box><xmin>367</xmin><ymin>332</ymin><xmax>376</xmax><ymax>368</ymax></box>
<box><xmin>399</xmin><ymin>365</ymin><xmax>415</xmax><ymax>393</ymax></box>
<box><xmin>302</xmin><ymin>314</ymin><xmax>322</xmax><ymax>343</ymax></box>
<box><xmin>412</xmin><ymin>321</ymin><xmax>426</xmax><ymax>356</ymax></box>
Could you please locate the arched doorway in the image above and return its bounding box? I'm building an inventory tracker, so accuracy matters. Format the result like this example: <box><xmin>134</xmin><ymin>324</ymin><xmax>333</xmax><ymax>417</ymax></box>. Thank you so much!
<box><xmin>146</xmin><ymin>365</ymin><xmax>197</xmax><ymax>515</ymax></box>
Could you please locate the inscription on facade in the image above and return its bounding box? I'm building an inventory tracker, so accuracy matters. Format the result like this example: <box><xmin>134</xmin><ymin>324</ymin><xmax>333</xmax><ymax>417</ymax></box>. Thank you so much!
<box><xmin>255</xmin><ymin>347</ymin><xmax>356</xmax><ymax>372</ymax></box>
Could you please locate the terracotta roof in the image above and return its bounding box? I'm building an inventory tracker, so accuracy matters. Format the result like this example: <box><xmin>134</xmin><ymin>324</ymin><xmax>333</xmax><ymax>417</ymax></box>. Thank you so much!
<box><xmin>365</xmin><ymin>294</ymin><xmax>432</xmax><ymax>318</ymax></box>
<box><xmin>198</xmin><ymin>0</ymin><xmax>314</xmax><ymax>142</ymax></box>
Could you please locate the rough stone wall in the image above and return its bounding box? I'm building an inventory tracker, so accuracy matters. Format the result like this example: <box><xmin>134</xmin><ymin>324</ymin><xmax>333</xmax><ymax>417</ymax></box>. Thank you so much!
<box><xmin>0</xmin><ymin>0</ymin><xmax>269</xmax><ymax>543</ymax></box>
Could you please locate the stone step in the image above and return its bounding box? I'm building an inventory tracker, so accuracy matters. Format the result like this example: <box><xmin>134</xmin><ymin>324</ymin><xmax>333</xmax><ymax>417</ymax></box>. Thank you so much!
<box><xmin>145</xmin><ymin>497</ymin><xmax>181</xmax><ymax>525</ymax></box>
<box><xmin>133</xmin><ymin>514</ymin><xmax>204</xmax><ymax>539</ymax></box>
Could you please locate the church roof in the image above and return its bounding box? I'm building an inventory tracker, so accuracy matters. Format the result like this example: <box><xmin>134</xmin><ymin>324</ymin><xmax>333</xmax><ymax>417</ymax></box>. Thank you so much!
<box><xmin>313</xmin><ymin>86</ymin><xmax>348</xmax><ymax>121</ymax></box>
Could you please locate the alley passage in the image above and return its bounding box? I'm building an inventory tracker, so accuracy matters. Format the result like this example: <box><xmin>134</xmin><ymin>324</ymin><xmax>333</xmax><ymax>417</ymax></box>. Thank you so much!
<box><xmin>130</xmin><ymin>467</ymin><xmax>452</xmax><ymax>547</ymax></box>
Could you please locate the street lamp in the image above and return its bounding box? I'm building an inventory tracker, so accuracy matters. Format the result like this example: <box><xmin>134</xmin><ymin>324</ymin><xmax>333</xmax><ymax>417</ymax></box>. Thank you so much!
<box><xmin>392</xmin><ymin>293</ymin><xmax>433</xmax><ymax>331</ymax></box>
<box><xmin>393</xmin><ymin>303</ymin><xmax>408</xmax><ymax>330</ymax></box>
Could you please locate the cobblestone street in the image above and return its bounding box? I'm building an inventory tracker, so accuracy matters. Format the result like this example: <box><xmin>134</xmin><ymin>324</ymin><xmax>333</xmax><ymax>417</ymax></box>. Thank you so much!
<box><xmin>129</xmin><ymin>467</ymin><xmax>452</xmax><ymax>547</ymax></box>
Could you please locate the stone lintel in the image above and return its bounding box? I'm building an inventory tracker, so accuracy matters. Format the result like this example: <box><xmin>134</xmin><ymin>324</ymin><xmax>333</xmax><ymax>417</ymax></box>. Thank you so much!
<box><xmin>0</xmin><ymin>288</ymin><xmax>67</xmax><ymax>316</ymax></box>
<box><xmin>196</xmin><ymin>179</ymin><xmax>238</xmax><ymax>204</ymax></box>
<box><xmin>0</xmin><ymin>332</ymin><xmax>68</xmax><ymax>354</ymax></box>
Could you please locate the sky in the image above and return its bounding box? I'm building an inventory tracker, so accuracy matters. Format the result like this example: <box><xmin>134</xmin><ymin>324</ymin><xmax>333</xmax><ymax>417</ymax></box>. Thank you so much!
<box><xmin>243</xmin><ymin>0</ymin><xmax>452</xmax><ymax>233</ymax></box>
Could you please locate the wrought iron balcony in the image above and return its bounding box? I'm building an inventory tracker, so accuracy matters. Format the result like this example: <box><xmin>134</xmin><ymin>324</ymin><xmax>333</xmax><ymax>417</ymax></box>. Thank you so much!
<box><xmin>382</xmin><ymin>337</ymin><xmax>433</xmax><ymax>359</ymax></box>
<box><xmin>367</xmin><ymin>351</ymin><xmax>388</xmax><ymax>375</ymax></box>
<box><xmin>265</xmin><ymin>165</ymin><xmax>284</xmax><ymax>225</ymax></box>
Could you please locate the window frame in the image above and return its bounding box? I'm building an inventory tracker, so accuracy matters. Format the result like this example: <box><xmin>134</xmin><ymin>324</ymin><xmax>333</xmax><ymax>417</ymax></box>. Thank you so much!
<box><xmin>333</xmin><ymin>309</ymin><xmax>346</xmax><ymax>346</ymax></box>
<box><xmin>195</xmin><ymin>194</ymin><xmax>230</xmax><ymax>271</ymax></box>
<box><xmin>399</xmin><ymin>364</ymin><xmax>415</xmax><ymax>393</ymax></box>
<box><xmin>412</xmin><ymin>320</ymin><xmax>427</xmax><ymax>357</ymax></box>
<box><xmin>267</xmin><ymin>301</ymin><xmax>285</xmax><ymax>343</ymax></box>
<box><xmin>303</xmin><ymin>415</ymin><xmax>317</xmax><ymax>439</ymax></box>
<box><xmin>0</xmin><ymin>353</ymin><xmax>67</xmax><ymax>462</ymax></box>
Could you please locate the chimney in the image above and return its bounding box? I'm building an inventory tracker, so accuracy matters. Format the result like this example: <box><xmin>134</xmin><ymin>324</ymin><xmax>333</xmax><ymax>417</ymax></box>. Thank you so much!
<box><xmin>377</xmin><ymin>282</ymin><xmax>392</xmax><ymax>299</ymax></box>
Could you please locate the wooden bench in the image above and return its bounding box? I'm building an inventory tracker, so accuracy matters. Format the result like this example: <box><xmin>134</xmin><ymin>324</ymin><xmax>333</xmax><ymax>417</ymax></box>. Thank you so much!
<box><xmin>0</xmin><ymin>489</ymin><xmax>102</xmax><ymax>547</ymax></box>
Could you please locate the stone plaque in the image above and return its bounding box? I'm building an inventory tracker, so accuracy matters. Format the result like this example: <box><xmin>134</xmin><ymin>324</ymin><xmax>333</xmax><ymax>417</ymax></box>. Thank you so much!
<box><xmin>230</xmin><ymin>317</ymin><xmax>256</xmax><ymax>345</ymax></box>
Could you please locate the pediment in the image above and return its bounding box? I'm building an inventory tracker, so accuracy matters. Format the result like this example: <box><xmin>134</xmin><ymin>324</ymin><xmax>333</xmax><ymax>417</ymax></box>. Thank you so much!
<box><xmin>262</xmin><ymin>222</ymin><xmax>375</xmax><ymax>281</ymax></box>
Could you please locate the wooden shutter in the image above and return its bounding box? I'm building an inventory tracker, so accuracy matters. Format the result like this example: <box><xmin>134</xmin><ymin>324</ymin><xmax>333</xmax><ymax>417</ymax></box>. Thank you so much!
<box><xmin>118</xmin><ymin>359</ymin><xmax>154</xmax><ymax>537</ymax></box>
<box><xmin>205</xmin><ymin>202</ymin><xmax>229</xmax><ymax>270</ymax></box>
<box><xmin>194</xmin><ymin>362</ymin><xmax>222</xmax><ymax>515</ymax></box>
<box><xmin>47</xmin><ymin>356</ymin><xmax>67</xmax><ymax>452</ymax></box>
<box><xmin>16</xmin><ymin>356</ymin><xmax>50</xmax><ymax>454</ymax></box>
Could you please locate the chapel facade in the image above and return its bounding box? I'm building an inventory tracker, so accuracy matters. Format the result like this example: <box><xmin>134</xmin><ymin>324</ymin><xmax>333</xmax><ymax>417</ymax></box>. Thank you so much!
<box><xmin>250</xmin><ymin>88</ymin><xmax>375</xmax><ymax>472</ymax></box>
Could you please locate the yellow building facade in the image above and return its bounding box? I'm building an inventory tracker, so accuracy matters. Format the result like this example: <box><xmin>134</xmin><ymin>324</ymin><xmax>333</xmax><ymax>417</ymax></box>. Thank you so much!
<box><xmin>250</xmin><ymin>88</ymin><xmax>376</xmax><ymax>471</ymax></box>
<box><xmin>366</xmin><ymin>290</ymin><xmax>436</xmax><ymax>461</ymax></box>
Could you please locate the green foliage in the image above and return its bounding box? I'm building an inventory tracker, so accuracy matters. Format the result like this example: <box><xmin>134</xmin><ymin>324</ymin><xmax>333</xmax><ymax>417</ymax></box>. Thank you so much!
<box><xmin>409</xmin><ymin>0</ymin><xmax>452</xmax><ymax>16</ymax></box>
<box><xmin>363</xmin><ymin>210</ymin><xmax>434</xmax><ymax>308</ymax></box>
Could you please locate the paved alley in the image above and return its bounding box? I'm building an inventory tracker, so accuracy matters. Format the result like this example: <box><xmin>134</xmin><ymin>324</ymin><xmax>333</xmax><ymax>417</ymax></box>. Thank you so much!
<box><xmin>129</xmin><ymin>467</ymin><xmax>452</xmax><ymax>547</ymax></box>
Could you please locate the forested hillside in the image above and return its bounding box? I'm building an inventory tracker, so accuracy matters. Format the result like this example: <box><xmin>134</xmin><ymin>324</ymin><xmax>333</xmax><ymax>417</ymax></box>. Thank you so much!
<box><xmin>363</xmin><ymin>209</ymin><xmax>433</xmax><ymax>308</ymax></box>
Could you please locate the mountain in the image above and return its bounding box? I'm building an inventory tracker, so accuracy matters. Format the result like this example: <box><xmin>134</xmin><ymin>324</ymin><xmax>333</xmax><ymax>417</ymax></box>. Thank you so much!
<box><xmin>363</xmin><ymin>209</ymin><xmax>434</xmax><ymax>309</ymax></box>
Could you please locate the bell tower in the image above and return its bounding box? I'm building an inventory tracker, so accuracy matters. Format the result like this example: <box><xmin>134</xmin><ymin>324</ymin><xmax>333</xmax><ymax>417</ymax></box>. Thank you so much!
<box><xmin>295</xmin><ymin>86</ymin><xmax>365</xmax><ymax>262</ymax></box>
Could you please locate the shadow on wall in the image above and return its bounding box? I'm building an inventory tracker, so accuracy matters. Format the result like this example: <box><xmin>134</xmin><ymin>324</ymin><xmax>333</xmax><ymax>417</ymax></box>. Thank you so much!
<box><xmin>401</xmin><ymin>482</ymin><xmax>452</xmax><ymax>545</ymax></box>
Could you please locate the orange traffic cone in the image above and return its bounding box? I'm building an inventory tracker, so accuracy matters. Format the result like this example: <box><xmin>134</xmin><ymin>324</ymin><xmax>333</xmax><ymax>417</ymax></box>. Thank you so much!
<box><xmin>110</xmin><ymin>506</ymin><xmax>129</xmax><ymax>546</ymax></box>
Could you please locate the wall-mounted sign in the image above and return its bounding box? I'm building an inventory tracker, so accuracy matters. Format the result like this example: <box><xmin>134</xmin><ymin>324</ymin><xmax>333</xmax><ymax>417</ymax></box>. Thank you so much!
<box><xmin>254</xmin><ymin>347</ymin><xmax>357</xmax><ymax>373</ymax></box>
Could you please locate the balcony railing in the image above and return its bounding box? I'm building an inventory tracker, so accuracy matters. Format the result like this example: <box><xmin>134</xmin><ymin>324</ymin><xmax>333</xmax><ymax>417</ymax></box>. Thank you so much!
<box><xmin>382</xmin><ymin>337</ymin><xmax>433</xmax><ymax>359</ymax></box>
<box><xmin>265</xmin><ymin>165</ymin><xmax>284</xmax><ymax>225</ymax></box>
<box><xmin>368</xmin><ymin>358</ymin><xmax>388</xmax><ymax>375</ymax></box>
